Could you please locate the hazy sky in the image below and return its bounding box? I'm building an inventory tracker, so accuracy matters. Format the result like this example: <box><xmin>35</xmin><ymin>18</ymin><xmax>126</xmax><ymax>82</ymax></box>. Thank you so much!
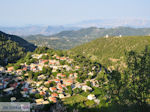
<box><xmin>0</xmin><ymin>0</ymin><xmax>149</xmax><ymax>26</ymax></box>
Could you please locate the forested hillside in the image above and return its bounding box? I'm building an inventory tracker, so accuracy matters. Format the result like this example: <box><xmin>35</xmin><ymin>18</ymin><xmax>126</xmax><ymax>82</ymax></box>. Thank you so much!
<box><xmin>70</xmin><ymin>36</ymin><xmax>150</xmax><ymax>70</ymax></box>
<box><xmin>0</xmin><ymin>31</ymin><xmax>36</xmax><ymax>65</ymax></box>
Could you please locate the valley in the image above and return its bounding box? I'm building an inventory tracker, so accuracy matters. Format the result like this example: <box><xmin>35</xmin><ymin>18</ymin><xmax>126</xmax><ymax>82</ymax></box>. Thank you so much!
<box><xmin>0</xmin><ymin>29</ymin><xmax>149</xmax><ymax>112</ymax></box>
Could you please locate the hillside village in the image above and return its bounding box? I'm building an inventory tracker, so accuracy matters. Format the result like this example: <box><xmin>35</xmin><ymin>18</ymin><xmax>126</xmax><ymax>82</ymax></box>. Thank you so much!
<box><xmin>0</xmin><ymin>48</ymin><xmax>103</xmax><ymax>110</ymax></box>
<box><xmin>0</xmin><ymin>36</ymin><xmax>149</xmax><ymax>112</ymax></box>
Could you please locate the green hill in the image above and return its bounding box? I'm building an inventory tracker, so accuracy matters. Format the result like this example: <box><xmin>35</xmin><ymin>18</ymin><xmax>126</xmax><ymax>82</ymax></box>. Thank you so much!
<box><xmin>23</xmin><ymin>27</ymin><xmax>150</xmax><ymax>50</ymax></box>
<box><xmin>52</xmin><ymin>27</ymin><xmax>150</xmax><ymax>38</ymax></box>
<box><xmin>0</xmin><ymin>31</ymin><xmax>36</xmax><ymax>65</ymax></box>
<box><xmin>70</xmin><ymin>36</ymin><xmax>150</xmax><ymax>70</ymax></box>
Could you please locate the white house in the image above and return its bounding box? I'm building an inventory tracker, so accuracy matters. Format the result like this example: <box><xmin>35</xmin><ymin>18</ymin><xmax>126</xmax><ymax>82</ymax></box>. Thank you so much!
<box><xmin>82</xmin><ymin>85</ymin><xmax>92</xmax><ymax>92</ymax></box>
<box><xmin>38</xmin><ymin>75</ymin><xmax>46</xmax><ymax>80</ymax></box>
<box><xmin>0</xmin><ymin>67</ymin><xmax>5</xmax><ymax>73</ymax></box>
<box><xmin>10</xmin><ymin>97</ymin><xmax>16</xmax><ymax>102</ymax></box>
<box><xmin>87</xmin><ymin>94</ymin><xmax>96</xmax><ymax>100</ymax></box>
<box><xmin>59</xmin><ymin>94</ymin><xmax>65</xmax><ymax>99</ymax></box>
<box><xmin>3</xmin><ymin>87</ymin><xmax>14</xmax><ymax>95</ymax></box>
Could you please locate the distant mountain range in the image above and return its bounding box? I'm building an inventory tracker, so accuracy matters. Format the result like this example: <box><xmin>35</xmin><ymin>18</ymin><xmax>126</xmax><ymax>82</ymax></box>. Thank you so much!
<box><xmin>72</xmin><ymin>19</ymin><xmax>150</xmax><ymax>28</ymax></box>
<box><xmin>0</xmin><ymin>26</ymin><xmax>79</xmax><ymax>36</ymax></box>
<box><xmin>50</xmin><ymin>27</ymin><xmax>150</xmax><ymax>38</ymax></box>
<box><xmin>0</xmin><ymin>19</ymin><xmax>150</xmax><ymax>36</ymax></box>
<box><xmin>23</xmin><ymin>27</ymin><xmax>150</xmax><ymax>50</ymax></box>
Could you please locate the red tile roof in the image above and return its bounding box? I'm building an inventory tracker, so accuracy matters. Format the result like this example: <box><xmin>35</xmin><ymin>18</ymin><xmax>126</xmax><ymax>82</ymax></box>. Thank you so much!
<box><xmin>49</xmin><ymin>97</ymin><xmax>57</xmax><ymax>103</ymax></box>
<box><xmin>56</xmin><ymin>56</ymin><xmax>60</xmax><ymax>59</ymax></box>
<box><xmin>57</xmin><ymin>85</ymin><xmax>63</xmax><ymax>90</ymax></box>
<box><xmin>23</xmin><ymin>67</ymin><xmax>27</xmax><ymax>71</ymax></box>
<box><xmin>70</xmin><ymin>73</ymin><xmax>73</xmax><ymax>76</ymax></box>
<box><xmin>67</xmin><ymin>80</ymin><xmax>73</xmax><ymax>83</ymax></box>
<box><xmin>50</xmin><ymin>87</ymin><xmax>57</xmax><ymax>91</ymax></box>
<box><xmin>40</xmin><ymin>91</ymin><xmax>46</xmax><ymax>95</ymax></box>
<box><xmin>41</xmin><ymin>60</ymin><xmax>48</xmax><ymax>63</ymax></box>
<box><xmin>51</xmin><ymin>93</ymin><xmax>58</xmax><ymax>97</ymax></box>
<box><xmin>55</xmin><ymin>79</ymin><xmax>60</xmax><ymax>82</ymax></box>
<box><xmin>23</xmin><ymin>88</ymin><xmax>28</xmax><ymax>92</ymax></box>
<box><xmin>48</xmin><ymin>81</ymin><xmax>51</xmax><ymax>83</ymax></box>
<box><xmin>62</xmin><ymin>84</ymin><xmax>66</xmax><ymax>88</ymax></box>
<box><xmin>7</xmin><ymin>67</ymin><xmax>14</xmax><ymax>72</ymax></box>
<box><xmin>61</xmin><ymin>74</ymin><xmax>66</xmax><ymax>77</ymax></box>
<box><xmin>49</xmin><ymin>62</ymin><xmax>55</xmax><ymax>64</ymax></box>
<box><xmin>57</xmin><ymin>73</ymin><xmax>62</xmax><ymax>76</ymax></box>
<box><xmin>60</xmin><ymin>57</ymin><xmax>66</xmax><ymax>60</ymax></box>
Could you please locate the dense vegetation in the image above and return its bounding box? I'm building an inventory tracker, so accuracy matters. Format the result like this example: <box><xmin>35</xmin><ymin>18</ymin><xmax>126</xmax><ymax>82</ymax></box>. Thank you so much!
<box><xmin>70</xmin><ymin>36</ymin><xmax>150</xmax><ymax>70</ymax></box>
<box><xmin>0</xmin><ymin>31</ymin><xmax>36</xmax><ymax>66</ymax></box>
<box><xmin>1</xmin><ymin>46</ymin><xmax>149</xmax><ymax>112</ymax></box>
<box><xmin>64</xmin><ymin>46</ymin><xmax>150</xmax><ymax>112</ymax></box>
<box><xmin>23</xmin><ymin>27</ymin><xmax>150</xmax><ymax>49</ymax></box>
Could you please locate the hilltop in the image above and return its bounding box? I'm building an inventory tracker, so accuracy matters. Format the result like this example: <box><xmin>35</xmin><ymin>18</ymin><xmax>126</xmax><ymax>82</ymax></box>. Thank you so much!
<box><xmin>23</xmin><ymin>27</ymin><xmax>150</xmax><ymax>50</ymax></box>
<box><xmin>70</xmin><ymin>36</ymin><xmax>150</xmax><ymax>70</ymax></box>
<box><xmin>0</xmin><ymin>31</ymin><xmax>36</xmax><ymax>65</ymax></box>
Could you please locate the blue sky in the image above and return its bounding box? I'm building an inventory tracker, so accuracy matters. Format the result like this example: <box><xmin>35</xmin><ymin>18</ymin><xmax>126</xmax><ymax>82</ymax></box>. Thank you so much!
<box><xmin>0</xmin><ymin>0</ymin><xmax>149</xmax><ymax>26</ymax></box>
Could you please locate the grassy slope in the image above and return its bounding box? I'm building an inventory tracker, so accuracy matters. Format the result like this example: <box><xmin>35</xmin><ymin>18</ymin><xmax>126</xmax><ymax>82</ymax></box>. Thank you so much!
<box><xmin>70</xmin><ymin>36</ymin><xmax>150</xmax><ymax>69</ymax></box>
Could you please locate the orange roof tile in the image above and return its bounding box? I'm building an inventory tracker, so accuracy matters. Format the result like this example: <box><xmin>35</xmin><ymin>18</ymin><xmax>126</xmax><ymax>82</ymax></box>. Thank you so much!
<box><xmin>49</xmin><ymin>97</ymin><xmax>57</xmax><ymax>103</ymax></box>
<box><xmin>70</xmin><ymin>73</ymin><xmax>73</xmax><ymax>75</ymax></box>
<box><xmin>40</xmin><ymin>91</ymin><xmax>46</xmax><ymax>95</ymax></box>
<box><xmin>67</xmin><ymin>80</ymin><xmax>73</xmax><ymax>83</ymax></box>
<box><xmin>56</xmin><ymin>56</ymin><xmax>60</xmax><ymax>59</ymax></box>
<box><xmin>55</xmin><ymin>79</ymin><xmax>60</xmax><ymax>82</ymax></box>
<box><xmin>48</xmin><ymin>81</ymin><xmax>51</xmax><ymax>83</ymax></box>
<box><xmin>7</xmin><ymin>67</ymin><xmax>14</xmax><ymax>71</ymax></box>
<box><xmin>42</xmin><ymin>60</ymin><xmax>48</xmax><ymax>63</ymax></box>
<box><xmin>62</xmin><ymin>84</ymin><xmax>66</xmax><ymax>88</ymax></box>
<box><xmin>51</xmin><ymin>93</ymin><xmax>58</xmax><ymax>97</ymax></box>
<box><xmin>50</xmin><ymin>87</ymin><xmax>57</xmax><ymax>91</ymax></box>
<box><xmin>57</xmin><ymin>85</ymin><xmax>63</xmax><ymax>90</ymax></box>
<box><xmin>23</xmin><ymin>67</ymin><xmax>27</xmax><ymax>71</ymax></box>
<box><xmin>57</xmin><ymin>73</ymin><xmax>62</xmax><ymax>76</ymax></box>
<box><xmin>61</xmin><ymin>74</ymin><xmax>66</xmax><ymax>77</ymax></box>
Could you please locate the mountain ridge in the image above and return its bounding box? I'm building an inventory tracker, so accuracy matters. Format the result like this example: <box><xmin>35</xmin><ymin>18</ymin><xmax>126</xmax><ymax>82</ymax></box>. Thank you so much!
<box><xmin>0</xmin><ymin>26</ymin><xmax>80</xmax><ymax>36</ymax></box>
<box><xmin>23</xmin><ymin>27</ymin><xmax>150</xmax><ymax>50</ymax></box>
